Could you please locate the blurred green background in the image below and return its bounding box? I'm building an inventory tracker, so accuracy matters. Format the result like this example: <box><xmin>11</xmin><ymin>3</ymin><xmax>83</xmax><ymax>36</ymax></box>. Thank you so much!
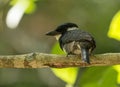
<box><xmin>0</xmin><ymin>0</ymin><xmax>120</xmax><ymax>87</ymax></box>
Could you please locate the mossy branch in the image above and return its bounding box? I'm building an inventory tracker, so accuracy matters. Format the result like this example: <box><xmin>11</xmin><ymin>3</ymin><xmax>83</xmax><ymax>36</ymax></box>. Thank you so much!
<box><xmin>0</xmin><ymin>53</ymin><xmax>120</xmax><ymax>68</ymax></box>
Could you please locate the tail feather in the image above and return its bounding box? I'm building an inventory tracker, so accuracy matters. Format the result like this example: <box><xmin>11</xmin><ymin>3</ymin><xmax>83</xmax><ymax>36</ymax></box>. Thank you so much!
<box><xmin>81</xmin><ymin>48</ymin><xmax>90</xmax><ymax>64</ymax></box>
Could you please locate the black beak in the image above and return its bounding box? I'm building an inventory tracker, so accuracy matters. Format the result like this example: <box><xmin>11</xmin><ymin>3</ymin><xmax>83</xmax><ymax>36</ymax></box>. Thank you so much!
<box><xmin>46</xmin><ymin>30</ymin><xmax>60</xmax><ymax>36</ymax></box>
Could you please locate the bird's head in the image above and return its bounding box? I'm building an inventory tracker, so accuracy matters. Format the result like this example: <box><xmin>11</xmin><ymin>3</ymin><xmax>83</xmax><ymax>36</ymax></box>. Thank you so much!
<box><xmin>46</xmin><ymin>23</ymin><xmax>79</xmax><ymax>40</ymax></box>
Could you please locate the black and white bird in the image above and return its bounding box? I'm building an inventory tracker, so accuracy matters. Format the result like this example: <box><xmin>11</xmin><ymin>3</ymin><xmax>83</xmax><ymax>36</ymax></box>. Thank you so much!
<box><xmin>46</xmin><ymin>23</ymin><xmax>96</xmax><ymax>64</ymax></box>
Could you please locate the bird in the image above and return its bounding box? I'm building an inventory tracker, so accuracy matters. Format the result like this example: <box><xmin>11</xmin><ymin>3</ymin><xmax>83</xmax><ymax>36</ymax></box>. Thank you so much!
<box><xmin>46</xmin><ymin>23</ymin><xmax>96</xmax><ymax>64</ymax></box>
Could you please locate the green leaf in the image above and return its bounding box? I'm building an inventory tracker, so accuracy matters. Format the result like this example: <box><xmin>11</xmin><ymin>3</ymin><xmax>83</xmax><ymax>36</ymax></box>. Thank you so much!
<box><xmin>25</xmin><ymin>0</ymin><xmax>37</xmax><ymax>14</ymax></box>
<box><xmin>52</xmin><ymin>67</ymin><xmax>78</xmax><ymax>85</ymax></box>
<box><xmin>79</xmin><ymin>67</ymin><xmax>107</xmax><ymax>87</ymax></box>
<box><xmin>51</xmin><ymin>42</ymin><xmax>65</xmax><ymax>55</ymax></box>
<box><xmin>113</xmin><ymin>65</ymin><xmax>120</xmax><ymax>84</ymax></box>
<box><xmin>98</xmin><ymin>67</ymin><xmax>117</xmax><ymax>87</ymax></box>
<box><xmin>108</xmin><ymin>11</ymin><xmax>120</xmax><ymax>41</ymax></box>
<box><xmin>78</xmin><ymin>67</ymin><xmax>117</xmax><ymax>87</ymax></box>
<box><xmin>51</xmin><ymin>42</ymin><xmax>79</xmax><ymax>86</ymax></box>
<box><xmin>10</xmin><ymin>0</ymin><xmax>37</xmax><ymax>14</ymax></box>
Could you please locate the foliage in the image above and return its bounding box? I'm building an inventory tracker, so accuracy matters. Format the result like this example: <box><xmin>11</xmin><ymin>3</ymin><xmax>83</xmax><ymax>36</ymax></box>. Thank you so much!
<box><xmin>10</xmin><ymin>0</ymin><xmax>37</xmax><ymax>14</ymax></box>
<box><xmin>108</xmin><ymin>10</ymin><xmax>120</xmax><ymax>85</ymax></box>
<box><xmin>79</xmin><ymin>67</ymin><xmax>117</xmax><ymax>87</ymax></box>
<box><xmin>0</xmin><ymin>0</ymin><xmax>120</xmax><ymax>87</ymax></box>
<box><xmin>108</xmin><ymin>11</ymin><xmax>120</xmax><ymax>41</ymax></box>
<box><xmin>51</xmin><ymin>42</ymin><xmax>118</xmax><ymax>87</ymax></box>
<box><xmin>52</xmin><ymin>67</ymin><xmax>78</xmax><ymax>86</ymax></box>
<box><xmin>114</xmin><ymin>65</ymin><xmax>120</xmax><ymax>84</ymax></box>
<box><xmin>50</xmin><ymin>11</ymin><xmax>120</xmax><ymax>85</ymax></box>
<box><xmin>6</xmin><ymin>0</ymin><xmax>38</xmax><ymax>29</ymax></box>
<box><xmin>51</xmin><ymin>42</ymin><xmax>79</xmax><ymax>87</ymax></box>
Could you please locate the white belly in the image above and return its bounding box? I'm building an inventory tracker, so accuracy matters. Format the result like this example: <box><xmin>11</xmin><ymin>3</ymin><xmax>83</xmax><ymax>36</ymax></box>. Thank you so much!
<box><xmin>63</xmin><ymin>41</ymin><xmax>81</xmax><ymax>55</ymax></box>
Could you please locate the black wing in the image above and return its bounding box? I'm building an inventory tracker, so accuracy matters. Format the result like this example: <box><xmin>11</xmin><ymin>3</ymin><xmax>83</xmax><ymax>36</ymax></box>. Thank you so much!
<box><xmin>59</xmin><ymin>29</ymin><xmax>96</xmax><ymax>50</ymax></box>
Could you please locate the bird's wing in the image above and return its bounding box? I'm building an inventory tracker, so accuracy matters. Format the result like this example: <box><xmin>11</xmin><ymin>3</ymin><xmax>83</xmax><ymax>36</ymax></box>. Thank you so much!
<box><xmin>60</xmin><ymin>30</ymin><xmax>94</xmax><ymax>43</ymax></box>
<box><xmin>59</xmin><ymin>30</ymin><xmax>95</xmax><ymax>50</ymax></box>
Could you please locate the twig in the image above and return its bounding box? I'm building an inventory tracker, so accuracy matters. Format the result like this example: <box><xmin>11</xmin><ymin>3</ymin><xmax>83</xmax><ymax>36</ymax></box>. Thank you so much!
<box><xmin>0</xmin><ymin>53</ymin><xmax>120</xmax><ymax>68</ymax></box>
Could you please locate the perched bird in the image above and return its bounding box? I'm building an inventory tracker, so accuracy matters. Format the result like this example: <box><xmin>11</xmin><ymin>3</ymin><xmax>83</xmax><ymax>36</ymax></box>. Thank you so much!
<box><xmin>46</xmin><ymin>23</ymin><xmax>96</xmax><ymax>64</ymax></box>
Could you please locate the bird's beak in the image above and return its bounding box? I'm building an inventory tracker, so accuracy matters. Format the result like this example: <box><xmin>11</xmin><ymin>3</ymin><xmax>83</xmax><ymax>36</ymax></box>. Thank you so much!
<box><xmin>46</xmin><ymin>30</ymin><xmax>60</xmax><ymax>36</ymax></box>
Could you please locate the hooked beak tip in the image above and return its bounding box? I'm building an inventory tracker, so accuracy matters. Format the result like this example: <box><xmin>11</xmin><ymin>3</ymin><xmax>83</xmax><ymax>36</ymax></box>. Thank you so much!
<box><xmin>46</xmin><ymin>32</ymin><xmax>51</xmax><ymax>35</ymax></box>
<box><xmin>46</xmin><ymin>32</ymin><xmax>54</xmax><ymax>36</ymax></box>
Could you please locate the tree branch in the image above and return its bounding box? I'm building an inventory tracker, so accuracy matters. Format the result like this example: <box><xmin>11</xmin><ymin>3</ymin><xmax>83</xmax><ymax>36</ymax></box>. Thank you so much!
<box><xmin>0</xmin><ymin>53</ymin><xmax>120</xmax><ymax>68</ymax></box>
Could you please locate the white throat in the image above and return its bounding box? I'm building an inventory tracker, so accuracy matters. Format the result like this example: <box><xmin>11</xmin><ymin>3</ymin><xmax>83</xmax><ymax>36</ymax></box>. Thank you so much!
<box><xmin>54</xmin><ymin>34</ymin><xmax>61</xmax><ymax>40</ymax></box>
<box><xmin>67</xmin><ymin>27</ymin><xmax>78</xmax><ymax>31</ymax></box>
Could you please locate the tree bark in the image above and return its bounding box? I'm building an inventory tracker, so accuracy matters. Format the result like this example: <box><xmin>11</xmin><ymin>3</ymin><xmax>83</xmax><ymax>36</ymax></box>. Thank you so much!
<box><xmin>0</xmin><ymin>53</ymin><xmax>120</xmax><ymax>68</ymax></box>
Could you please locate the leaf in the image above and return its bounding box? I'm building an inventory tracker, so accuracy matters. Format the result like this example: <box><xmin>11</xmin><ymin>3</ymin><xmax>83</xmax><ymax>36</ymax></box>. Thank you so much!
<box><xmin>98</xmin><ymin>67</ymin><xmax>117</xmax><ymax>87</ymax></box>
<box><xmin>52</xmin><ymin>67</ymin><xmax>78</xmax><ymax>85</ymax></box>
<box><xmin>10</xmin><ymin>0</ymin><xmax>37</xmax><ymax>14</ymax></box>
<box><xmin>113</xmin><ymin>65</ymin><xmax>120</xmax><ymax>84</ymax></box>
<box><xmin>78</xmin><ymin>67</ymin><xmax>117</xmax><ymax>87</ymax></box>
<box><xmin>51</xmin><ymin>42</ymin><xmax>79</xmax><ymax>86</ymax></box>
<box><xmin>79</xmin><ymin>67</ymin><xmax>107</xmax><ymax>87</ymax></box>
<box><xmin>51</xmin><ymin>42</ymin><xmax>65</xmax><ymax>55</ymax></box>
<box><xmin>108</xmin><ymin>11</ymin><xmax>120</xmax><ymax>41</ymax></box>
<box><xmin>7</xmin><ymin>0</ymin><xmax>37</xmax><ymax>29</ymax></box>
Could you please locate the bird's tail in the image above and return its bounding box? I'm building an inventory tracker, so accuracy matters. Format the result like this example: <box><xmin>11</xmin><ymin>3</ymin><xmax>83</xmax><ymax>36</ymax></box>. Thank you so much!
<box><xmin>81</xmin><ymin>48</ymin><xmax>90</xmax><ymax>64</ymax></box>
